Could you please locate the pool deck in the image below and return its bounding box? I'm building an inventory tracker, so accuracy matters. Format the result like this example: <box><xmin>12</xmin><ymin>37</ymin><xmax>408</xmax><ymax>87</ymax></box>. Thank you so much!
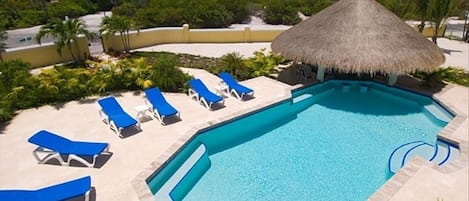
<box><xmin>0</xmin><ymin>67</ymin><xmax>468</xmax><ymax>200</ymax></box>
<box><xmin>0</xmin><ymin>68</ymin><xmax>292</xmax><ymax>201</ymax></box>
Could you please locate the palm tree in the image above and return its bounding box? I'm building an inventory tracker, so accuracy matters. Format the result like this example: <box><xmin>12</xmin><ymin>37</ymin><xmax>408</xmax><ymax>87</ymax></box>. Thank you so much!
<box><xmin>36</xmin><ymin>18</ymin><xmax>94</xmax><ymax>62</ymax></box>
<box><xmin>415</xmin><ymin>0</ymin><xmax>429</xmax><ymax>33</ymax></box>
<box><xmin>0</xmin><ymin>27</ymin><xmax>8</xmax><ymax>62</ymax></box>
<box><xmin>100</xmin><ymin>15</ymin><xmax>139</xmax><ymax>53</ymax></box>
<box><xmin>427</xmin><ymin>0</ymin><xmax>453</xmax><ymax>44</ymax></box>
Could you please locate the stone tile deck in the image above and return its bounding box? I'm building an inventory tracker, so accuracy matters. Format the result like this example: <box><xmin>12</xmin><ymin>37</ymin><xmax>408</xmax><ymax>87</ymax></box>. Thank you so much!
<box><xmin>0</xmin><ymin>68</ymin><xmax>467</xmax><ymax>201</ymax></box>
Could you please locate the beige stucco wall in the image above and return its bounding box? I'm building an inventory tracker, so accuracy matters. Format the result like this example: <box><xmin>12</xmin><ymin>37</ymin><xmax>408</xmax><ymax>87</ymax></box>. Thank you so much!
<box><xmin>102</xmin><ymin>27</ymin><xmax>185</xmax><ymax>52</ymax></box>
<box><xmin>102</xmin><ymin>25</ymin><xmax>286</xmax><ymax>52</ymax></box>
<box><xmin>3</xmin><ymin>37</ymin><xmax>90</xmax><ymax>68</ymax></box>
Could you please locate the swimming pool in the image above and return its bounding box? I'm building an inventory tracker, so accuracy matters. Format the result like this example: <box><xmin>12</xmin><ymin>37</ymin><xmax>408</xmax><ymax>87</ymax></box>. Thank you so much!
<box><xmin>147</xmin><ymin>80</ymin><xmax>455</xmax><ymax>201</ymax></box>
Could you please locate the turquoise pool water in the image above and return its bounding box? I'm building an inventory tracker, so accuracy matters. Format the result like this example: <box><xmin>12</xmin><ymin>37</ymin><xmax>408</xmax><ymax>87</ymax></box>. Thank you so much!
<box><xmin>148</xmin><ymin>81</ymin><xmax>451</xmax><ymax>201</ymax></box>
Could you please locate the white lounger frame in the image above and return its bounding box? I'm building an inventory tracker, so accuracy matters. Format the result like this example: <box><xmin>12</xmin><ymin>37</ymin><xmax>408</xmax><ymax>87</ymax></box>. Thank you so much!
<box><xmin>188</xmin><ymin>88</ymin><xmax>224</xmax><ymax>110</ymax></box>
<box><xmin>144</xmin><ymin>99</ymin><xmax>180</xmax><ymax>125</ymax></box>
<box><xmin>32</xmin><ymin>145</ymin><xmax>110</xmax><ymax>168</ymax></box>
<box><xmin>229</xmin><ymin>88</ymin><xmax>254</xmax><ymax>101</ymax></box>
<box><xmin>99</xmin><ymin>110</ymin><xmax>141</xmax><ymax>137</ymax></box>
<box><xmin>219</xmin><ymin>82</ymin><xmax>254</xmax><ymax>101</ymax></box>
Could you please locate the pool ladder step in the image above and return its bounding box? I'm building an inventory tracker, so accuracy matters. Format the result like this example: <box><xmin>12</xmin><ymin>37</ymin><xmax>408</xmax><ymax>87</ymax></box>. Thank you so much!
<box><xmin>388</xmin><ymin>140</ymin><xmax>459</xmax><ymax>174</ymax></box>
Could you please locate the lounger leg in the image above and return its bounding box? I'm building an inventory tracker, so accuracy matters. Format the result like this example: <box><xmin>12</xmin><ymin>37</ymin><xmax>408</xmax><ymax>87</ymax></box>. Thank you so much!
<box><xmin>109</xmin><ymin>121</ymin><xmax>124</xmax><ymax>137</ymax></box>
<box><xmin>200</xmin><ymin>98</ymin><xmax>211</xmax><ymax>110</ymax></box>
<box><xmin>68</xmin><ymin>154</ymin><xmax>95</xmax><ymax>168</ymax></box>
<box><xmin>84</xmin><ymin>189</ymin><xmax>90</xmax><ymax>201</ymax></box>
<box><xmin>231</xmin><ymin>89</ymin><xmax>242</xmax><ymax>100</ymax></box>
<box><xmin>154</xmin><ymin>110</ymin><xmax>165</xmax><ymax>125</ymax></box>
<box><xmin>99</xmin><ymin>110</ymin><xmax>110</xmax><ymax>124</ymax></box>
<box><xmin>32</xmin><ymin>147</ymin><xmax>67</xmax><ymax>166</ymax></box>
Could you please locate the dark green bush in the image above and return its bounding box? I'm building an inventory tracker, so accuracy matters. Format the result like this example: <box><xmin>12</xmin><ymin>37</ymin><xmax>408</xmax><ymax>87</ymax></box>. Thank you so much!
<box><xmin>263</xmin><ymin>0</ymin><xmax>301</xmax><ymax>25</ymax></box>
<box><xmin>111</xmin><ymin>2</ymin><xmax>138</xmax><ymax>17</ymax></box>
<box><xmin>219</xmin><ymin>0</ymin><xmax>250</xmax><ymax>23</ymax></box>
<box><xmin>134</xmin><ymin>55</ymin><xmax>192</xmax><ymax>92</ymax></box>
<box><xmin>215</xmin><ymin>53</ymin><xmax>251</xmax><ymax>80</ymax></box>
<box><xmin>296</xmin><ymin>0</ymin><xmax>335</xmax><ymax>16</ymax></box>
<box><xmin>47</xmin><ymin>2</ymin><xmax>88</xmax><ymax>19</ymax></box>
<box><xmin>413</xmin><ymin>67</ymin><xmax>469</xmax><ymax>87</ymax></box>
<box><xmin>15</xmin><ymin>10</ymin><xmax>46</xmax><ymax>28</ymax></box>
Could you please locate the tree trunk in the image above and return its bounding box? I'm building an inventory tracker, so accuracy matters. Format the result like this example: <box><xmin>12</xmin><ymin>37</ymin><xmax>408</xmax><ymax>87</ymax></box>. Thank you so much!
<box><xmin>125</xmin><ymin>30</ymin><xmax>130</xmax><ymax>52</ymax></box>
<box><xmin>418</xmin><ymin>20</ymin><xmax>425</xmax><ymax>33</ymax></box>
<box><xmin>67</xmin><ymin>45</ymin><xmax>77</xmax><ymax>61</ymax></box>
<box><xmin>74</xmin><ymin>38</ymin><xmax>82</xmax><ymax>60</ymax></box>
<box><xmin>119</xmin><ymin>32</ymin><xmax>126</xmax><ymax>53</ymax></box>
<box><xmin>432</xmin><ymin>25</ymin><xmax>439</xmax><ymax>44</ymax></box>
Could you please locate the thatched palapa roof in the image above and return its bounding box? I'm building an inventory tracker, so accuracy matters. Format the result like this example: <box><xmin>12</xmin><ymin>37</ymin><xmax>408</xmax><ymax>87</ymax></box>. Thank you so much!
<box><xmin>271</xmin><ymin>0</ymin><xmax>445</xmax><ymax>75</ymax></box>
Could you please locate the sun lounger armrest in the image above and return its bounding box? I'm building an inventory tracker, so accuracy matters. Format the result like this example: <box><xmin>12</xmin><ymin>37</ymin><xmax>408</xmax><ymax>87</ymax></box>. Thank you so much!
<box><xmin>98</xmin><ymin>110</ymin><xmax>109</xmax><ymax>123</ymax></box>
<box><xmin>188</xmin><ymin>88</ymin><xmax>199</xmax><ymax>100</ymax></box>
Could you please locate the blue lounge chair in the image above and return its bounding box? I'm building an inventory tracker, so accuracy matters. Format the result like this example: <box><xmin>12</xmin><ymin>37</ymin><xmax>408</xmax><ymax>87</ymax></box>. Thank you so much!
<box><xmin>218</xmin><ymin>72</ymin><xmax>254</xmax><ymax>100</ymax></box>
<box><xmin>0</xmin><ymin>176</ymin><xmax>92</xmax><ymax>201</ymax></box>
<box><xmin>144</xmin><ymin>87</ymin><xmax>180</xmax><ymax>125</ymax></box>
<box><xmin>188</xmin><ymin>79</ymin><xmax>224</xmax><ymax>110</ymax></box>
<box><xmin>28</xmin><ymin>130</ymin><xmax>110</xmax><ymax>168</ymax></box>
<box><xmin>97</xmin><ymin>96</ymin><xmax>140</xmax><ymax>137</ymax></box>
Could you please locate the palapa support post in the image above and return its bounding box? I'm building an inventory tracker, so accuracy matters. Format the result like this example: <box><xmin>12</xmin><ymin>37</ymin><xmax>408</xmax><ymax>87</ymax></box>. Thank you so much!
<box><xmin>387</xmin><ymin>73</ymin><xmax>398</xmax><ymax>85</ymax></box>
<box><xmin>316</xmin><ymin>66</ymin><xmax>325</xmax><ymax>82</ymax></box>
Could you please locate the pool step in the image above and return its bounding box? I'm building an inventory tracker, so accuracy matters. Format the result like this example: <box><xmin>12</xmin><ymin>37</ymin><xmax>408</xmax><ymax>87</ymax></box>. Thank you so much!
<box><xmin>423</xmin><ymin>103</ymin><xmax>453</xmax><ymax>123</ymax></box>
<box><xmin>292</xmin><ymin>94</ymin><xmax>313</xmax><ymax>104</ymax></box>
<box><xmin>388</xmin><ymin>140</ymin><xmax>459</xmax><ymax>174</ymax></box>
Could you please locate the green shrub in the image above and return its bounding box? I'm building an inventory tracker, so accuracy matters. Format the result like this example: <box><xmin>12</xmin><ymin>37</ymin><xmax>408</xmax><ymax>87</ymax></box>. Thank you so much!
<box><xmin>220</xmin><ymin>0</ymin><xmax>250</xmax><ymax>23</ymax></box>
<box><xmin>133</xmin><ymin>55</ymin><xmax>192</xmax><ymax>92</ymax></box>
<box><xmin>413</xmin><ymin>67</ymin><xmax>469</xmax><ymax>87</ymax></box>
<box><xmin>297</xmin><ymin>0</ymin><xmax>335</xmax><ymax>16</ymax></box>
<box><xmin>47</xmin><ymin>2</ymin><xmax>87</xmax><ymax>19</ymax></box>
<box><xmin>263</xmin><ymin>0</ymin><xmax>301</xmax><ymax>25</ymax></box>
<box><xmin>111</xmin><ymin>2</ymin><xmax>138</xmax><ymax>17</ymax></box>
<box><xmin>216</xmin><ymin>53</ymin><xmax>251</xmax><ymax>80</ymax></box>
<box><xmin>244</xmin><ymin>49</ymin><xmax>285</xmax><ymax>77</ymax></box>
<box><xmin>16</xmin><ymin>10</ymin><xmax>46</xmax><ymax>28</ymax></box>
<box><xmin>0</xmin><ymin>100</ymin><xmax>14</xmax><ymax>122</ymax></box>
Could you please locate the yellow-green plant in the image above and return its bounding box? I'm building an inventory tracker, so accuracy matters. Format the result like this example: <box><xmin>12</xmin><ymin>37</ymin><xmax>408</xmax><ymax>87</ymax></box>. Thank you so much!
<box><xmin>413</xmin><ymin>66</ymin><xmax>469</xmax><ymax>87</ymax></box>
<box><xmin>244</xmin><ymin>49</ymin><xmax>285</xmax><ymax>77</ymax></box>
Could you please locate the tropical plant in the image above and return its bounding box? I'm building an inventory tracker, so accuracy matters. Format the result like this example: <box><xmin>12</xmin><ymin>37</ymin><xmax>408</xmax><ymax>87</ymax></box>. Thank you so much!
<box><xmin>100</xmin><ymin>15</ymin><xmax>139</xmax><ymax>53</ymax></box>
<box><xmin>134</xmin><ymin>55</ymin><xmax>191</xmax><ymax>92</ymax></box>
<box><xmin>244</xmin><ymin>49</ymin><xmax>285</xmax><ymax>77</ymax></box>
<box><xmin>0</xmin><ymin>27</ymin><xmax>7</xmax><ymax>62</ymax></box>
<box><xmin>427</xmin><ymin>0</ymin><xmax>454</xmax><ymax>44</ymax></box>
<box><xmin>36</xmin><ymin>18</ymin><xmax>94</xmax><ymax>62</ymax></box>
<box><xmin>217</xmin><ymin>53</ymin><xmax>250</xmax><ymax>80</ymax></box>
<box><xmin>413</xmin><ymin>66</ymin><xmax>469</xmax><ymax>87</ymax></box>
